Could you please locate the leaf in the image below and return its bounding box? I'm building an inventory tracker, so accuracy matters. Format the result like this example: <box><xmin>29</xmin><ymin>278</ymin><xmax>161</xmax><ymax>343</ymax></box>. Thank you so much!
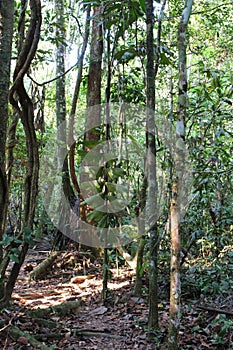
<box><xmin>115</xmin><ymin>183</ymin><xmax>128</xmax><ymax>193</ymax></box>
<box><xmin>160</xmin><ymin>52</ymin><xmax>173</xmax><ymax>66</ymax></box>
<box><xmin>127</xmin><ymin>134</ymin><xmax>144</xmax><ymax>154</ymax></box>
<box><xmin>11</xmin><ymin>247</ymin><xmax>20</xmax><ymax>255</ymax></box>
<box><xmin>90</xmin><ymin>306</ymin><xmax>108</xmax><ymax>315</ymax></box>
<box><xmin>108</xmin><ymin>199</ymin><xmax>127</xmax><ymax>212</ymax></box>
<box><xmin>0</xmin><ymin>235</ymin><xmax>13</xmax><ymax>246</ymax></box>
<box><xmin>82</xmin><ymin>193</ymin><xmax>104</xmax><ymax>207</ymax></box>
<box><xmin>87</xmin><ymin>209</ymin><xmax>104</xmax><ymax>222</ymax></box>
<box><xmin>139</xmin><ymin>0</ymin><xmax>146</xmax><ymax>13</ymax></box>
<box><xmin>23</xmin><ymin>227</ymin><xmax>31</xmax><ymax>235</ymax></box>
<box><xmin>23</xmin><ymin>227</ymin><xmax>34</xmax><ymax>247</ymax></box>
<box><xmin>10</xmin><ymin>254</ymin><xmax>19</xmax><ymax>263</ymax></box>
<box><xmin>111</xmin><ymin>167</ymin><xmax>125</xmax><ymax>177</ymax></box>
<box><xmin>17</xmin><ymin>336</ymin><xmax>28</xmax><ymax>346</ymax></box>
<box><xmin>105</xmin><ymin>182</ymin><xmax>117</xmax><ymax>193</ymax></box>
<box><xmin>115</xmin><ymin>47</ymin><xmax>138</xmax><ymax>62</ymax></box>
<box><xmin>98</xmin><ymin>215</ymin><xmax>108</xmax><ymax>228</ymax></box>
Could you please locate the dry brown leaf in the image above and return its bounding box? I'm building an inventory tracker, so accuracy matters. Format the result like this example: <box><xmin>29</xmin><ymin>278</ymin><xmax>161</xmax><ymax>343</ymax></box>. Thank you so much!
<box><xmin>17</xmin><ymin>336</ymin><xmax>28</xmax><ymax>345</ymax></box>
<box><xmin>71</xmin><ymin>275</ymin><xmax>95</xmax><ymax>283</ymax></box>
<box><xmin>90</xmin><ymin>306</ymin><xmax>108</xmax><ymax>315</ymax></box>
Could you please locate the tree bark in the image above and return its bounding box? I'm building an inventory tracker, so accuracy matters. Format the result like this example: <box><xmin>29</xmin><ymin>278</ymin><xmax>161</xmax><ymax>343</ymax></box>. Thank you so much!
<box><xmin>1</xmin><ymin>0</ymin><xmax>42</xmax><ymax>306</ymax></box>
<box><xmin>53</xmin><ymin>0</ymin><xmax>77</xmax><ymax>251</ymax></box>
<box><xmin>84</xmin><ymin>5</ymin><xmax>103</xmax><ymax>142</ymax></box>
<box><xmin>0</xmin><ymin>0</ymin><xmax>14</xmax><ymax>291</ymax></box>
<box><xmin>30</xmin><ymin>251</ymin><xmax>60</xmax><ymax>281</ymax></box>
<box><xmin>168</xmin><ymin>1</ymin><xmax>193</xmax><ymax>349</ymax></box>
<box><xmin>146</xmin><ymin>0</ymin><xmax>158</xmax><ymax>330</ymax></box>
<box><xmin>81</xmin><ymin>5</ymin><xmax>103</xmax><ymax>252</ymax></box>
<box><xmin>134</xmin><ymin>175</ymin><xmax>147</xmax><ymax>296</ymax></box>
<box><xmin>69</xmin><ymin>5</ymin><xmax>91</xmax><ymax>198</ymax></box>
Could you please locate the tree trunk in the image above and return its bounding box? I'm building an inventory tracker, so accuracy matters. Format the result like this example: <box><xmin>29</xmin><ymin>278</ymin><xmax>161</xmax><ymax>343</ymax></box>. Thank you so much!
<box><xmin>81</xmin><ymin>5</ymin><xmax>103</xmax><ymax>254</ymax></box>
<box><xmin>85</xmin><ymin>6</ymin><xmax>103</xmax><ymax>140</ymax></box>
<box><xmin>146</xmin><ymin>0</ymin><xmax>158</xmax><ymax>330</ymax></box>
<box><xmin>134</xmin><ymin>237</ymin><xmax>146</xmax><ymax>297</ymax></box>
<box><xmin>53</xmin><ymin>0</ymin><xmax>77</xmax><ymax>251</ymax></box>
<box><xmin>134</xmin><ymin>174</ymin><xmax>147</xmax><ymax>297</ymax></box>
<box><xmin>146</xmin><ymin>0</ymin><xmax>167</xmax><ymax>330</ymax></box>
<box><xmin>1</xmin><ymin>0</ymin><xmax>42</xmax><ymax>306</ymax></box>
<box><xmin>55</xmin><ymin>0</ymin><xmax>67</xmax><ymax>168</ymax></box>
<box><xmin>0</xmin><ymin>0</ymin><xmax>14</xmax><ymax>296</ymax></box>
<box><xmin>168</xmin><ymin>1</ymin><xmax>193</xmax><ymax>348</ymax></box>
<box><xmin>69</xmin><ymin>5</ymin><xmax>91</xmax><ymax>197</ymax></box>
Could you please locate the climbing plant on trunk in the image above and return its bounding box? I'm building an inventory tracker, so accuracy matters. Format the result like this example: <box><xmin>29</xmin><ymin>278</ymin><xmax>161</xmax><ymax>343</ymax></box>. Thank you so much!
<box><xmin>0</xmin><ymin>0</ymin><xmax>14</xmax><ymax>298</ymax></box>
<box><xmin>0</xmin><ymin>0</ymin><xmax>42</xmax><ymax>306</ymax></box>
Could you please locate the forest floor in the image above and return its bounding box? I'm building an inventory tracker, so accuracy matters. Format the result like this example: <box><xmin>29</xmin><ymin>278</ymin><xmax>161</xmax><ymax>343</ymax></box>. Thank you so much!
<box><xmin>0</xmin><ymin>241</ymin><xmax>233</xmax><ymax>349</ymax></box>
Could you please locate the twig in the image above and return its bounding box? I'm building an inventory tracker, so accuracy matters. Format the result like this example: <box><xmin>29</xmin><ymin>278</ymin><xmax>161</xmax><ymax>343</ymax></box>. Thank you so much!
<box><xmin>27</xmin><ymin>60</ymin><xmax>79</xmax><ymax>87</ymax></box>
<box><xmin>35</xmin><ymin>329</ymin><xmax>124</xmax><ymax>340</ymax></box>
<box><xmin>73</xmin><ymin>328</ymin><xmax>124</xmax><ymax>339</ymax></box>
<box><xmin>192</xmin><ymin>2</ymin><xmax>232</xmax><ymax>16</ymax></box>
<box><xmin>0</xmin><ymin>316</ymin><xmax>14</xmax><ymax>333</ymax></box>
<box><xmin>197</xmin><ymin>305</ymin><xmax>233</xmax><ymax>316</ymax></box>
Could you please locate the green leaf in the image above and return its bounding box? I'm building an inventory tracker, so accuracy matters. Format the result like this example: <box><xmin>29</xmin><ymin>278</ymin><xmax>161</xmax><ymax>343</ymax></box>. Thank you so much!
<box><xmin>23</xmin><ymin>227</ymin><xmax>31</xmax><ymax>235</ymax></box>
<box><xmin>115</xmin><ymin>47</ymin><xmax>138</xmax><ymax>62</ymax></box>
<box><xmin>11</xmin><ymin>247</ymin><xmax>20</xmax><ymax>255</ymax></box>
<box><xmin>160</xmin><ymin>52</ymin><xmax>173</xmax><ymax>66</ymax></box>
<box><xmin>87</xmin><ymin>210</ymin><xmax>104</xmax><ymax>222</ymax></box>
<box><xmin>23</xmin><ymin>227</ymin><xmax>34</xmax><ymax>247</ymax></box>
<box><xmin>0</xmin><ymin>235</ymin><xmax>13</xmax><ymax>246</ymax></box>
<box><xmin>127</xmin><ymin>134</ymin><xmax>144</xmax><ymax>154</ymax></box>
<box><xmin>10</xmin><ymin>254</ymin><xmax>19</xmax><ymax>263</ymax></box>
<box><xmin>82</xmin><ymin>193</ymin><xmax>104</xmax><ymax>207</ymax></box>
<box><xmin>111</xmin><ymin>167</ymin><xmax>125</xmax><ymax>178</ymax></box>
<box><xmin>98</xmin><ymin>215</ymin><xmax>108</xmax><ymax>228</ymax></box>
<box><xmin>108</xmin><ymin>199</ymin><xmax>126</xmax><ymax>212</ymax></box>
<box><xmin>139</xmin><ymin>0</ymin><xmax>146</xmax><ymax>13</ymax></box>
<box><xmin>105</xmin><ymin>182</ymin><xmax>117</xmax><ymax>193</ymax></box>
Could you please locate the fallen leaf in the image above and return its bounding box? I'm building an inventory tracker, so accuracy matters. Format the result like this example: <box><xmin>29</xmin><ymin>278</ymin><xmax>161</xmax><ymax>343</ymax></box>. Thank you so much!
<box><xmin>90</xmin><ymin>306</ymin><xmax>108</xmax><ymax>315</ymax></box>
<box><xmin>17</xmin><ymin>336</ymin><xmax>28</xmax><ymax>345</ymax></box>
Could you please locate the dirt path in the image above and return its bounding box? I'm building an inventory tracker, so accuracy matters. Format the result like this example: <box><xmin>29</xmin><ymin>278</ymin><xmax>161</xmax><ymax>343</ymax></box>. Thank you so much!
<box><xmin>1</xmin><ymin>244</ymin><xmax>231</xmax><ymax>349</ymax></box>
<box><xmin>2</xmin><ymin>247</ymin><xmax>157</xmax><ymax>349</ymax></box>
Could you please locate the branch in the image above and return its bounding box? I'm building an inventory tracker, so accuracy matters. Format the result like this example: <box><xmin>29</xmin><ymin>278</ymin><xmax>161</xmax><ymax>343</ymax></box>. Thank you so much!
<box><xmin>70</xmin><ymin>13</ymin><xmax>83</xmax><ymax>37</ymax></box>
<box><xmin>192</xmin><ymin>2</ymin><xmax>232</xmax><ymax>16</ymax></box>
<box><xmin>0</xmin><ymin>316</ymin><xmax>14</xmax><ymax>333</ymax></box>
<box><xmin>68</xmin><ymin>6</ymin><xmax>91</xmax><ymax>197</ymax></box>
<box><xmin>162</xmin><ymin>2</ymin><xmax>232</xmax><ymax>22</ymax></box>
<box><xmin>154</xmin><ymin>0</ymin><xmax>167</xmax><ymax>77</ymax></box>
<box><xmin>183</xmin><ymin>0</ymin><xmax>194</xmax><ymax>24</ymax></box>
<box><xmin>197</xmin><ymin>305</ymin><xmax>233</xmax><ymax>317</ymax></box>
<box><xmin>73</xmin><ymin>328</ymin><xmax>124</xmax><ymax>339</ymax></box>
<box><xmin>193</xmin><ymin>166</ymin><xmax>233</xmax><ymax>175</ymax></box>
<box><xmin>27</xmin><ymin>60</ymin><xmax>79</xmax><ymax>87</ymax></box>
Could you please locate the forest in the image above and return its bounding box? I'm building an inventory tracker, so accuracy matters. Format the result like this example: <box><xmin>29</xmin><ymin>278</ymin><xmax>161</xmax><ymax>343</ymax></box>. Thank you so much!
<box><xmin>0</xmin><ymin>0</ymin><xmax>233</xmax><ymax>349</ymax></box>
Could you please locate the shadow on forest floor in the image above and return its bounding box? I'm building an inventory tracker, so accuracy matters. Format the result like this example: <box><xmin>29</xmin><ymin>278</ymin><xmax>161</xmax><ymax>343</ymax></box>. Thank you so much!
<box><xmin>0</xmin><ymin>242</ymin><xmax>233</xmax><ymax>349</ymax></box>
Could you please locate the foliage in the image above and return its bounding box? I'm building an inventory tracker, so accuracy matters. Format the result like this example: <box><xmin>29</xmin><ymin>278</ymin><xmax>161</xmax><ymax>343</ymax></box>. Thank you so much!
<box><xmin>0</xmin><ymin>1</ymin><xmax>233</xmax><ymax>348</ymax></box>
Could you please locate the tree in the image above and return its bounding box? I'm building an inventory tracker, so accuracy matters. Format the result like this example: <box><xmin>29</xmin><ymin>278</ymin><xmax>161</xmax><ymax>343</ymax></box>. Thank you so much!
<box><xmin>85</xmin><ymin>5</ymin><xmax>103</xmax><ymax>140</ymax></box>
<box><xmin>68</xmin><ymin>4</ymin><xmax>91</xmax><ymax>201</ymax></box>
<box><xmin>0</xmin><ymin>1</ymin><xmax>14</xmax><ymax>291</ymax></box>
<box><xmin>80</xmin><ymin>4</ymin><xmax>103</xmax><ymax>249</ymax></box>
<box><xmin>52</xmin><ymin>0</ymin><xmax>77</xmax><ymax>251</ymax></box>
<box><xmin>146</xmin><ymin>0</ymin><xmax>158</xmax><ymax>330</ymax></box>
<box><xmin>168</xmin><ymin>1</ymin><xmax>193</xmax><ymax>348</ymax></box>
<box><xmin>147</xmin><ymin>0</ymin><xmax>167</xmax><ymax>331</ymax></box>
<box><xmin>0</xmin><ymin>0</ymin><xmax>14</xmax><ymax>300</ymax></box>
<box><xmin>0</xmin><ymin>0</ymin><xmax>42</xmax><ymax>306</ymax></box>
